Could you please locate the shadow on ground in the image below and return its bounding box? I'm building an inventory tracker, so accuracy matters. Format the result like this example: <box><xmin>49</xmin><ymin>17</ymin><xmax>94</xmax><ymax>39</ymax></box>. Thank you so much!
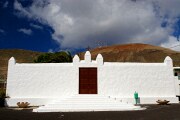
<box><xmin>0</xmin><ymin>104</ymin><xmax>180</xmax><ymax>120</ymax></box>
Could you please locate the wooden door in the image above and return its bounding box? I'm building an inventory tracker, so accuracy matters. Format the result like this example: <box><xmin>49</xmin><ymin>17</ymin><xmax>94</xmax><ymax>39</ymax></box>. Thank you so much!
<box><xmin>79</xmin><ymin>68</ymin><xmax>97</xmax><ymax>94</ymax></box>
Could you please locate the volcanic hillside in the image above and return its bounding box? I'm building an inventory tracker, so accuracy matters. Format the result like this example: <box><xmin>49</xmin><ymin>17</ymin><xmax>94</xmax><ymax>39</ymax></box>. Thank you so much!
<box><xmin>0</xmin><ymin>43</ymin><xmax>180</xmax><ymax>79</ymax></box>
<box><xmin>78</xmin><ymin>43</ymin><xmax>180</xmax><ymax>66</ymax></box>
<box><xmin>0</xmin><ymin>49</ymin><xmax>42</xmax><ymax>79</ymax></box>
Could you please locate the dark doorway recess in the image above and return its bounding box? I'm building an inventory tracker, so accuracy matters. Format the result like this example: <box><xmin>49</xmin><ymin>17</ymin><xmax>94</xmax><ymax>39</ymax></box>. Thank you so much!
<box><xmin>79</xmin><ymin>68</ymin><xmax>97</xmax><ymax>94</ymax></box>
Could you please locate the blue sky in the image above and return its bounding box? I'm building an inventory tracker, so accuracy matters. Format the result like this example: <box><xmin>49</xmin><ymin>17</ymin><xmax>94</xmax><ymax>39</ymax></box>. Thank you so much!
<box><xmin>0</xmin><ymin>0</ymin><xmax>180</xmax><ymax>53</ymax></box>
<box><xmin>0</xmin><ymin>0</ymin><xmax>60</xmax><ymax>52</ymax></box>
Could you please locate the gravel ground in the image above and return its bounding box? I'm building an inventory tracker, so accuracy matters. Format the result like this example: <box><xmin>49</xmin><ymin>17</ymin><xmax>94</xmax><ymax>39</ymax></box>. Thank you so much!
<box><xmin>0</xmin><ymin>104</ymin><xmax>180</xmax><ymax>120</ymax></box>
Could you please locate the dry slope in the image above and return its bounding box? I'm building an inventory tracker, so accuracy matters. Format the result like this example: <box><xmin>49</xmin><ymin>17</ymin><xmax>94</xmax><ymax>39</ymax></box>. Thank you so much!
<box><xmin>0</xmin><ymin>49</ymin><xmax>42</xmax><ymax>79</ymax></box>
<box><xmin>1</xmin><ymin>44</ymin><xmax>180</xmax><ymax>79</ymax></box>
<box><xmin>78</xmin><ymin>43</ymin><xmax>180</xmax><ymax>66</ymax></box>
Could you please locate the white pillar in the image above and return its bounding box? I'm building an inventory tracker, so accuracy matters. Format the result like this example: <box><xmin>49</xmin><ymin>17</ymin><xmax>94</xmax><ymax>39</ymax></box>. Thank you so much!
<box><xmin>8</xmin><ymin>57</ymin><xmax>16</xmax><ymax>67</ymax></box>
<box><xmin>6</xmin><ymin>57</ymin><xmax>16</xmax><ymax>97</ymax></box>
<box><xmin>164</xmin><ymin>56</ymin><xmax>173</xmax><ymax>67</ymax></box>
<box><xmin>96</xmin><ymin>54</ymin><xmax>103</xmax><ymax>65</ymax></box>
<box><xmin>73</xmin><ymin>55</ymin><xmax>80</xmax><ymax>65</ymax></box>
<box><xmin>85</xmin><ymin>51</ymin><xmax>91</xmax><ymax>63</ymax></box>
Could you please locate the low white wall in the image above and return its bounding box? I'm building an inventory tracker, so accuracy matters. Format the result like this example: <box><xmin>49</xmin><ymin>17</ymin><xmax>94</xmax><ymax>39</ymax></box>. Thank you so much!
<box><xmin>6</xmin><ymin>53</ymin><xmax>179</xmax><ymax>106</ymax></box>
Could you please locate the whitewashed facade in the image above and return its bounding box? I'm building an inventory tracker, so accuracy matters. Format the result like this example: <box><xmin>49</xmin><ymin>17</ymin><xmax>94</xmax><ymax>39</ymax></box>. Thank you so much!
<box><xmin>5</xmin><ymin>51</ymin><xmax>179</xmax><ymax>109</ymax></box>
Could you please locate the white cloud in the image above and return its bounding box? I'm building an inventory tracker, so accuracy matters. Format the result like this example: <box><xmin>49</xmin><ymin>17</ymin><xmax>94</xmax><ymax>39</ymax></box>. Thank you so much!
<box><xmin>161</xmin><ymin>36</ymin><xmax>180</xmax><ymax>51</ymax></box>
<box><xmin>153</xmin><ymin>0</ymin><xmax>180</xmax><ymax>18</ymax></box>
<box><xmin>18</xmin><ymin>28</ymin><xmax>32</xmax><ymax>35</ymax></box>
<box><xmin>30</xmin><ymin>23</ymin><xmax>43</xmax><ymax>30</ymax></box>
<box><xmin>3</xmin><ymin>1</ymin><xmax>8</xmax><ymax>8</ymax></box>
<box><xmin>14</xmin><ymin>0</ymin><xmax>33</xmax><ymax>18</ymax></box>
<box><xmin>13</xmin><ymin>0</ymin><xmax>180</xmax><ymax>50</ymax></box>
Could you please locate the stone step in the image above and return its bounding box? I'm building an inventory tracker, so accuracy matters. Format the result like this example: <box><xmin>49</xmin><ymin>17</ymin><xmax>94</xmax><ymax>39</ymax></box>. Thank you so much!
<box><xmin>51</xmin><ymin>100</ymin><xmax>124</xmax><ymax>104</ymax></box>
<box><xmin>45</xmin><ymin>105</ymin><xmax>136</xmax><ymax>108</ymax></box>
<box><xmin>46</xmin><ymin>103</ymin><xmax>131</xmax><ymax>106</ymax></box>
<box><xmin>33</xmin><ymin>107</ymin><xmax>144</xmax><ymax>112</ymax></box>
<box><xmin>33</xmin><ymin>95</ymin><xmax>144</xmax><ymax>112</ymax></box>
<box><xmin>46</xmin><ymin>102</ymin><xmax>132</xmax><ymax>105</ymax></box>
<box><xmin>45</xmin><ymin>105</ymin><xmax>135</xmax><ymax>108</ymax></box>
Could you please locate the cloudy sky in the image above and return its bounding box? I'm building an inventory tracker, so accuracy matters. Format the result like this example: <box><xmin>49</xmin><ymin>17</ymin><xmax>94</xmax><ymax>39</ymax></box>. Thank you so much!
<box><xmin>0</xmin><ymin>0</ymin><xmax>180</xmax><ymax>53</ymax></box>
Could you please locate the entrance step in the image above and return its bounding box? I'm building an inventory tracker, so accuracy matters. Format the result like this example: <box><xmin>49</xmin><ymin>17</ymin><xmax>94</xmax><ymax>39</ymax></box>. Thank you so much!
<box><xmin>33</xmin><ymin>95</ymin><xmax>145</xmax><ymax>112</ymax></box>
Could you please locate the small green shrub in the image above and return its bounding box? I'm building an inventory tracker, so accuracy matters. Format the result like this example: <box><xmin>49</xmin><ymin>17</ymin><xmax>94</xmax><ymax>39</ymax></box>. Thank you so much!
<box><xmin>34</xmin><ymin>51</ymin><xmax>72</xmax><ymax>63</ymax></box>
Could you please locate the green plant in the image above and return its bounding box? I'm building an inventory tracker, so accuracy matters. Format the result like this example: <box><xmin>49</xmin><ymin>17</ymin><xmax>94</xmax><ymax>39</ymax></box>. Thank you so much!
<box><xmin>34</xmin><ymin>51</ymin><xmax>72</xmax><ymax>63</ymax></box>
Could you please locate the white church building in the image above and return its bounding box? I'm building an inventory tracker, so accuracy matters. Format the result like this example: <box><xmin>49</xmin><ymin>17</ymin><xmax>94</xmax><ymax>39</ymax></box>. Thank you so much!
<box><xmin>5</xmin><ymin>51</ymin><xmax>180</xmax><ymax>112</ymax></box>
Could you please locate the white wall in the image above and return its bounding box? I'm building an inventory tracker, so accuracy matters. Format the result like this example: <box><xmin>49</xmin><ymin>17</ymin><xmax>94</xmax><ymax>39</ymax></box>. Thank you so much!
<box><xmin>98</xmin><ymin>63</ymin><xmax>176</xmax><ymax>97</ymax></box>
<box><xmin>7</xmin><ymin>63</ymin><xmax>79</xmax><ymax>98</ymax></box>
<box><xmin>6</xmin><ymin>52</ymin><xmax>179</xmax><ymax>106</ymax></box>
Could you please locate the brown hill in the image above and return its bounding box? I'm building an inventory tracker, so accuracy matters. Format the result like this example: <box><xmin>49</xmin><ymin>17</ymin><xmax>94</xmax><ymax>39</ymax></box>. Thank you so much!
<box><xmin>78</xmin><ymin>43</ymin><xmax>180</xmax><ymax>66</ymax></box>
<box><xmin>0</xmin><ymin>43</ymin><xmax>180</xmax><ymax>80</ymax></box>
<box><xmin>0</xmin><ymin>49</ymin><xmax>42</xmax><ymax>79</ymax></box>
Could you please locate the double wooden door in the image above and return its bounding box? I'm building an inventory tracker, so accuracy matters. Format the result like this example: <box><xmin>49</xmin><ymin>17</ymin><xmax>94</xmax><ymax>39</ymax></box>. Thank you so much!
<box><xmin>79</xmin><ymin>68</ymin><xmax>97</xmax><ymax>94</ymax></box>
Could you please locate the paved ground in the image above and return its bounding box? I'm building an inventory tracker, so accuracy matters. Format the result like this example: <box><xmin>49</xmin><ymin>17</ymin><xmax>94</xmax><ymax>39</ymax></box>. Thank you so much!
<box><xmin>0</xmin><ymin>104</ymin><xmax>180</xmax><ymax>120</ymax></box>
